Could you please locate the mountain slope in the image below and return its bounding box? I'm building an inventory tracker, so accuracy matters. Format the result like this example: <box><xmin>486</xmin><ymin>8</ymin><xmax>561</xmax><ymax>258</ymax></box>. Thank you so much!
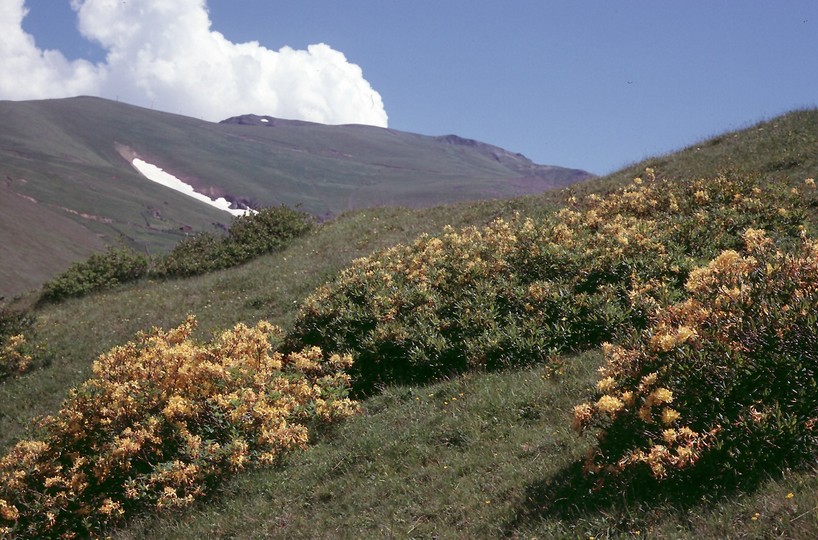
<box><xmin>0</xmin><ymin>179</ymin><xmax>107</xmax><ymax>302</ymax></box>
<box><xmin>584</xmin><ymin>108</ymin><xmax>818</xmax><ymax>195</ymax></box>
<box><xmin>0</xmin><ymin>96</ymin><xmax>592</xmax><ymax>298</ymax></box>
<box><xmin>1</xmin><ymin>108</ymin><xmax>818</xmax><ymax>539</ymax></box>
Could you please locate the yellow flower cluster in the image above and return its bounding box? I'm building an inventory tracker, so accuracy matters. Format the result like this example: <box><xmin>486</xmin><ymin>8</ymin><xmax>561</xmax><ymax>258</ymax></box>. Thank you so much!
<box><xmin>313</xmin><ymin>178</ymin><xmax>673</xmax><ymax>312</ymax></box>
<box><xmin>0</xmin><ymin>316</ymin><xmax>357</xmax><ymax>537</ymax></box>
<box><xmin>685</xmin><ymin>249</ymin><xmax>756</xmax><ymax>297</ymax></box>
<box><xmin>649</xmin><ymin>324</ymin><xmax>698</xmax><ymax>353</ymax></box>
<box><xmin>0</xmin><ymin>498</ymin><xmax>18</xmax><ymax>521</ymax></box>
<box><xmin>576</xmin><ymin>362</ymin><xmax>706</xmax><ymax>479</ymax></box>
<box><xmin>595</xmin><ymin>394</ymin><xmax>625</xmax><ymax>416</ymax></box>
<box><xmin>575</xmin><ymin>231</ymin><xmax>818</xmax><ymax>484</ymax></box>
<box><xmin>622</xmin><ymin>426</ymin><xmax>704</xmax><ymax>477</ymax></box>
<box><xmin>292</xmin><ymin>170</ymin><xmax>814</xmax><ymax>398</ymax></box>
<box><xmin>0</xmin><ymin>334</ymin><xmax>32</xmax><ymax>378</ymax></box>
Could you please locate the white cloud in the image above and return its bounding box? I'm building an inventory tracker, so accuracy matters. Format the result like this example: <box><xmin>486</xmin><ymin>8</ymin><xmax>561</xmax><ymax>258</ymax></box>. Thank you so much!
<box><xmin>0</xmin><ymin>0</ymin><xmax>100</xmax><ymax>99</ymax></box>
<box><xmin>0</xmin><ymin>0</ymin><xmax>388</xmax><ymax>126</ymax></box>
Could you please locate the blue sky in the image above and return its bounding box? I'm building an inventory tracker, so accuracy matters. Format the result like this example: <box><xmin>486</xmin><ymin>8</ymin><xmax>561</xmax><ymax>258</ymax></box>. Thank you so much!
<box><xmin>10</xmin><ymin>1</ymin><xmax>818</xmax><ymax>174</ymax></box>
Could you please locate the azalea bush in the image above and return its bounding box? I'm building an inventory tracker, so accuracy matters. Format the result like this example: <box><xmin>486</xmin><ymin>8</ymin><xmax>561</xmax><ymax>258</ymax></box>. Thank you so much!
<box><xmin>39</xmin><ymin>206</ymin><xmax>314</xmax><ymax>300</ymax></box>
<box><xmin>0</xmin><ymin>317</ymin><xmax>357</xmax><ymax>538</ymax></box>
<box><xmin>154</xmin><ymin>205</ymin><xmax>313</xmax><ymax>278</ymax></box>
<box><xmin>0</xmin><ymin>308</ymin><xmax>36</xmax><ymax>379</ymax></box>
<box><xmin>228</xmin><ymin>204</ymin><xmax>314</xmax><ymax>259</ymax></box>
<box><xmin>286</xmin><ymin>171</ymin><xmax>812</xmax><ymax>393</ymax></box>
<box><xmin>573</xmin><ymin>229</ymin><xmax>818</xmax><ymax>490</ymax></box>
<box><xmin>39</xmin><ymin>246</ymin><xmax>150</xmax><ymax>304</ymax></box>
<box><xmin>151</xmin><ymin>231</ymin><xmax>238</xmax><ymax>277</ymax></box>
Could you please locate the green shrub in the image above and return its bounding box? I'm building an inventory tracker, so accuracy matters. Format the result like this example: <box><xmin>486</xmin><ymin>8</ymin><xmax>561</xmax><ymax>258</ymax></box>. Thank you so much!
<box><xmin>153</xmin><ymin>205</ymin><xmax>313</xmax><ymax>278</ymax></box>
<box><xmin>0</xmin><ymin>307</ymin><xmax>34</xmax><ymax>342</ymax></box>
<box><xmin>286</xmin><ymin>172</ymin><xmax>812</xmax><ymax>394</ymax></box>
<box><xmin>39</xmin><ymin>206</ymin><xmax>314</xmax><ymax>295</ymax></box>
<box><xmin>39</xmin><ymin>247</ymin><xmax>149</xmax><ymax>304</ymax></box>
<box><xmin>151</xmin><ymin>231</ymin><xmax>238</xmax><ymax>277</ymax></box>
<box><xmin>573</xmin><ymin>229</ymin><xmax>818</xmax><ymax>491</ymax></box>
<box><xmin>0</xmin><ymin>317</ymin><xmax>357</xmax><ymax>538</ymax></box>
<box><xmin>228</xmin><ymin>205</ymin><xmax>313</xmax><ymax>258</ymax></box>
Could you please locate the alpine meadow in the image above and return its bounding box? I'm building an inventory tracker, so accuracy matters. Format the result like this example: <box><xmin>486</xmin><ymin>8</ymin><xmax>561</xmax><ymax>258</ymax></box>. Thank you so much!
<box><xmin>2</xmin><ymin>106</ymin><xmax>818</xmax><ymax>539</ymax></box>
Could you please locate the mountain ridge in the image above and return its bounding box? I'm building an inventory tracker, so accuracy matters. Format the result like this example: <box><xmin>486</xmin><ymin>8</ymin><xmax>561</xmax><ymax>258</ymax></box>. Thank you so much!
<box><xmin>0</xmin><ymin>96</ymin><xmax>593</xmax><ymax>298</ymax></box>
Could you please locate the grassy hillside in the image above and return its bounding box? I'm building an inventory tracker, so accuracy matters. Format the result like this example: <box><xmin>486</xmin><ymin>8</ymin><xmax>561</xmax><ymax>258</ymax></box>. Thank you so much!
<box><xmin>577</xmin><ymin>108</ymin><xmax>818</xmax><ymax>195</ymax></box>
<box><xmin>0</xmin><ymin>180</ymin><xmax>107</xmax><ymax>303</ymax></box>
<box><xmin>0</xmin><ymin>199</ymin><xmax>551</xmax><ymax>453</ymax></box>
<box><xmin>1</xmin><ymin>109</ymin><xmax>817</xmax><ymax>538</ymax></box>
<box><xmin>0</xmin><ymin>96</ymin><xmax>590</xmax><ymax>299</ymax></box>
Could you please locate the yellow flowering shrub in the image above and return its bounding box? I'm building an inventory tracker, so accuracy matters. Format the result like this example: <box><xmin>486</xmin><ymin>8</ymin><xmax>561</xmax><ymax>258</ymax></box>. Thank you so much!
<box><xmin>0</xmin><ymin>308</ymin><xmax>37</xmax><ymax>380</ymax></box>
<box><xmin>573</xmin><ymin>231</ymin><xmax>818</xmax><ymax>490</ymax></box>
<box><xmin>0</xmin><ymin>317</ymin><xmax>357</xmax><ymax>538</ymax></box>
<box><xmin>287</xmin><ymin>171</ymin><xmax>812</xmax><ymax>393</ymax></box>
<box><xmin>0</xmin><ymin>334</ymin><xmax>31</xmax><ymax>379</ymax></box>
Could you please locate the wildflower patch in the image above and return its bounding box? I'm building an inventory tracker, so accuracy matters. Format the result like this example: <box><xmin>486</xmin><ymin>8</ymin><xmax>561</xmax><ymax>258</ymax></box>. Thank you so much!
<box><xmin>573</xmin><ymin>231</ymin><xmax>818</xmax><ymax>489</ymax></box>
<box><xmin>287</xmin><ymin>171</ymin><xmax>812</xmax><ymax>393</ymax></box>
<box><xmin>0</xmin><ymin>317</ymin><xmax>357</xmax><ymax>538</ymax></box>
<box><xmin>0</xmin><ymin>308</ymin><xmax>37</xmax><ymax>380</ymax></box>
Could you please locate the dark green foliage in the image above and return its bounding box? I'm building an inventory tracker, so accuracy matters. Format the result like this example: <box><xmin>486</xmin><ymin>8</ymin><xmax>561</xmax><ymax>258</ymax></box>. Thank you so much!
<box><xmin>151</xmin><ymin>231</ymin><xmax>239</xmax><ymax>277</ymax></box>
<box><xmin>40</xmin><ymin>206</ymin><xmax>314</xmax><ymax>301</ymax></box>
<box><xmin>39</xmin><ymin>247</ymin><xmax>150</xmax><ymax>304</ymax></box>
<box><xmin>227</xmin><ymin>205</ymin><xmax>314</xmax><ymax>258</ymax></box>
<box><xmin>0</xmin><ymin>307</ymin><xmax>34</xmax><ymax>342</ymax></box>
<box><xmin>153</xmin><ymin>205</ymin><xmax>313</xmax><ymax>278</ymax></box>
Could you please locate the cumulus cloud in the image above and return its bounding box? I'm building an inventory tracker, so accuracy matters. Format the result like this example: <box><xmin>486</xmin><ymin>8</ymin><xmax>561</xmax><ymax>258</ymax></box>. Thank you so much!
<box><xmin>0</xmin><ymin>0</ymin><xmax>100</xmax><ymax>98</ymax></box>
<box><xmin>0</xmin><ymin>0</ymin><xmax>388</xmax><ymax>126</ymax></box>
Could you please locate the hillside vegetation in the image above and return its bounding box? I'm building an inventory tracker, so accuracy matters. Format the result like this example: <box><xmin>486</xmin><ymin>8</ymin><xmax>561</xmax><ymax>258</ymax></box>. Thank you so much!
<box><xmin>1</xmin><ymin>109</ymin><xmax>818</xmax><ymax>538</ymax></box>
<box><xmin>0</xmin><ymin>96</ymin><xmax>590</xmax><ymax>299</ymax></box>
<box><xmin>36</xmin><ymin>205</ymin><xmax>314</xmax><ymax>304</ymax></box>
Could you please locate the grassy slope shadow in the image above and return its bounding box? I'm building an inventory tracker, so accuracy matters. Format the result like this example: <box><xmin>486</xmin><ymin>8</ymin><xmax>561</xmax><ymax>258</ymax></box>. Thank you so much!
<box><xmin>506</xmin><ymin>446</ymin><xmax>816</xmax><ymax>535</ymax></box>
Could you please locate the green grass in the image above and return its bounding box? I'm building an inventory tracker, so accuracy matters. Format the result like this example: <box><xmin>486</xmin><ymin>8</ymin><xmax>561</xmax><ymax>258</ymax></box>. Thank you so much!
<box><xmin>573</xmin><ymin>108</ymin><xmax>818</xmax><ymax>198</ymax></box>
<box><xmin>114</xmin><ymin>355</ymin><xmax>597</xmax><ymax>539</ymax></box>
<box><xmin>1</xmin><ymin>108</ymin><xmax>818</xmax><ymax>538</ymax></box>
<box><xmin>113</xmin><ymin>353</ymin><xmax>818</xmax><ymax>539</ymax></box>
<box><xmin>0</xmin><ymin>181</ymin><xmax>108</xmax><ymax>301</ymax></box>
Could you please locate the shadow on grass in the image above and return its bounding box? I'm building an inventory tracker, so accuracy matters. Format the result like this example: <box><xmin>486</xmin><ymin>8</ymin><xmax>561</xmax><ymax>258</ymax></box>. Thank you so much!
<box><xmin>505</xmin><ymin>455</ymin><xmax>801</xmax><ymax>534</ymax></box>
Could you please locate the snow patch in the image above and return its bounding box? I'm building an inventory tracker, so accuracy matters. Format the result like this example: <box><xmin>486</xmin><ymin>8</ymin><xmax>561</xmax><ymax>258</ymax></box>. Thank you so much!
<box><xmin>260</xmin><ymin>118</ymin><xmax>269</xmax><ymax>123</ymax></box>
<box><xmin>132</xmin><ymin>158</ymin><xmax>252</xmax><ymax>216</ymax></box>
